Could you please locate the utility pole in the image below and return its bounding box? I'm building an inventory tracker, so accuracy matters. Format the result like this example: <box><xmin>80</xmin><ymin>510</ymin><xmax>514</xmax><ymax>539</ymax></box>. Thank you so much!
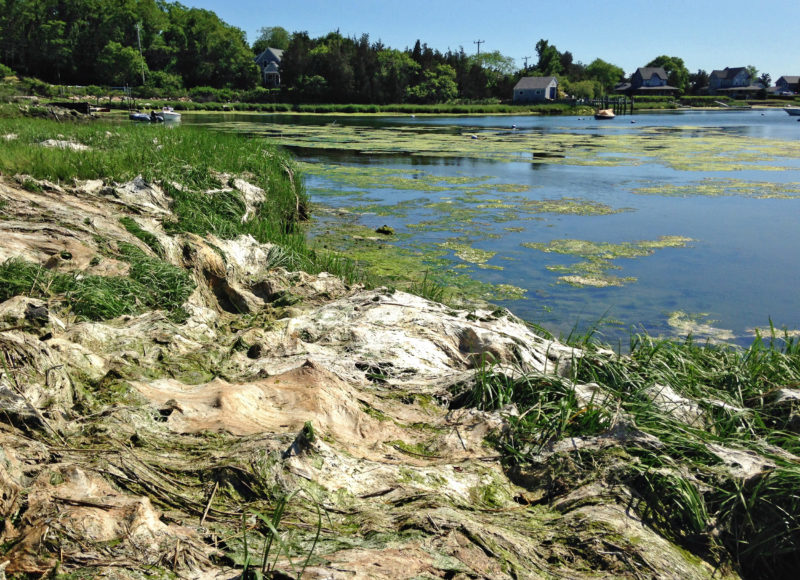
<box><xmin>136</xmin><ymin>23</ymin><xmax>146</xmax><ymax>85</ymax></box>
<box><xmin>473</xmin><ymin>39</ymin><xmax>485</xmax><ymax>55</ymax></box>
<box><xmin>522</xmin><ymin>56</ymin><xmax>531</xmax><ymax>71</ymax></box>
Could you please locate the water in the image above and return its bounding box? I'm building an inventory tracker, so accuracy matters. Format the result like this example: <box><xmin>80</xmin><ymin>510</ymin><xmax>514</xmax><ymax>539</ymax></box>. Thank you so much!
<box><xmin>186</xmin><ymin>109</ymin><xmax>800</xmax><ymax>345</ymax></box>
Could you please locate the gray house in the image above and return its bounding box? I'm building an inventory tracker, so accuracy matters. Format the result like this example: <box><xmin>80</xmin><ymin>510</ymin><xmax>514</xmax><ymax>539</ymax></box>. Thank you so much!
<box><xmin>513</xmin><ymin>76</ymin><xmax>558</xmax><ymax>103</ymax></box>
<box><xmin>775</xmin><ymin>76</ymin><xmax>799</xmax><ymax>94</ymax></box>
<box><xmin>709</xmin><ymin>67</ymin><xmax>761</xmax><ymax>96</ymax></box>
<box><xmin>616</xmin><ymin>67</ymin><xmax>678</xmax><ymax>96</ymax></box>
<box><xmin>254</xmin><ymin>47</ymin><xmax>284</xmax><ymax>88</ymax></box>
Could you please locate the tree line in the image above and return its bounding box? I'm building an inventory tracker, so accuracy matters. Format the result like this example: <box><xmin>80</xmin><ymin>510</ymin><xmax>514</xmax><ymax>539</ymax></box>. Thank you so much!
<box><xmin>0</xmin><ymin>1</ymin><xmax>770</xmax><ymax>103</ymax></box>
<box><xmin>0</xmin><ymin>0</ymin><xmax>258</xmax><ymax>91</ymax></box>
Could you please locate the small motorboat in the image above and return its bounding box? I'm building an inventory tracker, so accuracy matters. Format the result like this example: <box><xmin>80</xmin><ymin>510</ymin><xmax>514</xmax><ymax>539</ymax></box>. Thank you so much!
<box><xmin>594</xmin><ymin>108</ymin><xmax>615</xmax><ymax>120</ymax></box>
<box><xmin>161</xmin><ymin>106</ymin><xmax>181</xmax><ymax>122</ymax></box>
<box><xmin>129</xmin><ymin>111</ymin><xmax>163</xmax><ymax>123</ymax></box>
<box><xmin>784</xmin><ymin>107</ymin><xmax>800</xmax><ymax>117</ymax></box>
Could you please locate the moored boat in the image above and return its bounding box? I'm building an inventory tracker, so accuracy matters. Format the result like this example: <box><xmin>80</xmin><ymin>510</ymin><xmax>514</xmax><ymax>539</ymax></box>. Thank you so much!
<box><xmin>784</xmin><ymin>107</ymin><xmax>800</xmax><ymax>116</ymax></box>
<box><xmin>129</xmin><ymin>111</ymin><xmax>164</xmax><ymax>123</ymax></box>
<box><xmin>594</xmin><ymin>108</ymin><xmax>615</xmax><ymax>120</ymax></box>
<box><xmin>161</xmin><ymin>106</ymin><xmax>181</xmax><ymax>122</ymax></box>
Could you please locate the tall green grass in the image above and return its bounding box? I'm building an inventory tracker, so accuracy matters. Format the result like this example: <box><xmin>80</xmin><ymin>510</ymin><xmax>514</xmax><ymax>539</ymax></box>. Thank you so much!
<box><xmin>460</xmin><ymin>328</ymin><xmax>800</xmax><ymax>578</ymax></box>
<box><xmin>0</xmin><ymin>243</ymin><xmax>194</xmax><ymax>321</ymax></box>
<box><xmin>0</xmin><ymin>116</ymin><xmax>373</xmax><ymax>292</ymax></box>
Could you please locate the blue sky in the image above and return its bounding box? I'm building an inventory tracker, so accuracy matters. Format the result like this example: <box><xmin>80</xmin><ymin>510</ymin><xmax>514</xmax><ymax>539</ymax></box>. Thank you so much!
<box><xmin>186</xmin><ymin>0</ymin><xmax>799</xmax><ymax>78</ymax></box>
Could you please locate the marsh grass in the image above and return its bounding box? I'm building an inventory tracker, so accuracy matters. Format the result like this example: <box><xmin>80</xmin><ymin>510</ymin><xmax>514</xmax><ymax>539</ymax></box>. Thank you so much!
<box><xmin>0</xmin><ymin>117</ymin><xmax>306</xmax><ymax>233</ymax></box>
<box><xmin>0</xmin><ymin>241</ymin><xmax>195</xmax><ymax>321</ymax></box>
<box><xmin>408</xmin><ymin>271</ymin><xmax>447</xmax><ymax>303</ymax></box>
<box><xmin>462</xmin><ymin>326</ymin><xmax>800</xmax><ymax>578</ymax></box>
<box><xmin>119</xmin><ymin>217</ymin><xmax>165</xmax><ymax>257</ymax></box>
<box><xmin>0</xmin><ymin>115</ymin><xmax>375</xmax><ymax>291</ymax></box>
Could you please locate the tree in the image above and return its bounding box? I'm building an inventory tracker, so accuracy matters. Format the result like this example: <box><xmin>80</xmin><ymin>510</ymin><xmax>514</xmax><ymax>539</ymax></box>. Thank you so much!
<box><xmin>406</xmin><ymin>64</ymin><xmax>457</xmax><ymax>103</ymax></box>
<box><xmin>646</xmin><ymin>55</ymin><xmax>690</xmax><ymax>94</ymax></box>
<box><xmin>585</xmin><ymin>58</ymin><xmax>624</xmax><ymax>95</ymax></box>
<box><xmin>759</xmin><ymin>72</ymin><xmax>771</xmax><ymax>88</ymax></box>
<box><xmin>688</xmin><ymin>69</ymin><xmax>709</xmax><ymax>95</ymax></box>
<box><xmin>304</xmin><ymin>32</ymin><xmax>355</xmax><ymax>102</ymax></box>
<box><xmin>281</xmin><ymin>31</ymin><xmax>314</xmax><ymax>89</ymax></box>
<box><xmin>746</xmin><ymin>65</ymin><xmax>758</xmax><ymax>84</ymax></box>
<box><xmin>97</xmin><ymin>41</ymin><xmax>148</xmax><ymax>86</ymax></box>
<box><xmin>377</xmin><ymin>49</ymin><xmax>419</xmax><ymax>103</ymax></box>
<box><xmin>535</xmin><ymin>39</ymin><xmax>562</xmax><ymax>76</ymax></box>
<box><xmin>472</xmin><ymin>50</ymin><xmax>516</xmax><ymax>76</ymax></box>
<box><xmin>467</xmin><ymin>50</ymin><xmax>516</xmax><ymax>98</ymax></box>
<box><xmin>252</xmin><ymin>26</ymin><xmax>289</xmax><ymax>54</ymax></box>
<box><xmin>168</xmin><ymin>7</ymin><xmax>259</xmax><ymax>88</ymax></box>
<box><xmin>563</xmin><ymin>79</ymin><xmax>602</xmax><ymax>99</ymax></box>
<box><xmin>560</xmin><ymin>51</ymin><xmax>587</xmax><ymax>81</ymax></box>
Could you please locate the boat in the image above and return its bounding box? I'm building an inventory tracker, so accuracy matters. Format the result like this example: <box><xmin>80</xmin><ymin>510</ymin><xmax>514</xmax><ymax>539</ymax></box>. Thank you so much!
<box><xmin>129</xmin><ymin>111</ymin><xmax>163</xmax><ymax>123</ymax></box>
<box><xmin>784</xmin><ymin>107</ymin><xmax>800</xmax><ymax>117</ymax></box>
<box><xmin>594</xmin><ymin>108</ymin><xmax>615</xmax><ymax>120</ymax></box>
<box><xmin>161</xmin><ymin>106</ymin><xmax>181</xmax><ymax>122</ymax></box>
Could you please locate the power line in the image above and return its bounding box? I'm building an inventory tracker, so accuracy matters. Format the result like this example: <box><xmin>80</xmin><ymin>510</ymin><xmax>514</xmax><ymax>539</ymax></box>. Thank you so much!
<box><xmin>473</xmin><ymin>40</ymin><xmax>485</xmax><ymax>55</ymax></box>
<box><xmin>522</xmin><ymin>56</ymin><xmax>531</xmax><ymax>70</ymax></box>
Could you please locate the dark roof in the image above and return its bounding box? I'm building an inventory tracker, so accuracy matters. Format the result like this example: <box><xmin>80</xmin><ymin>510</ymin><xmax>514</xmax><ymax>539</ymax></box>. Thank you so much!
<box><xmin>514</xmin><ymin>76</ymin><xmax>558</xmax><ymax>90</ymax></box>
<box><xmin>255</xmin><ymin>47</ymin><xmax>284</xmax><ymax>66</ymax></box>
<box><xmin>710</xmin><ymin>67</ymin><xmax>747</xmax><ymax>79</ymax></box>
<box><xmin>777</xmin><ymin>76</ymin><xmax>800</xmax><ymax>84</ymax></box>
<box><xmin>635</xmin><ymin>67</ymin><xmax>668</xmax><ymax>80</ymax></box>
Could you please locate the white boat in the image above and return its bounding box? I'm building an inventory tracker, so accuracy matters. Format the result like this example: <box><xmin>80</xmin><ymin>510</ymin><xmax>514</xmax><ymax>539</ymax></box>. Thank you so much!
<box><xmin>784</xmin><ymin>107</ymin><xmax>800</xmax><ymax>117</ymax></box>
<box><xmin>594</xmin><ymin>108</ymin><xmax>615</xmax><ymax>120</ymax></box>
<box><xmin>129</xmin><ymin>111</ymin><xmax>162</xmax><ymax>123</ymax></box>
<box><xmin>161</xmin><ymin>106</ymin><xmax>181</xmax><ymax>122</ymax></box>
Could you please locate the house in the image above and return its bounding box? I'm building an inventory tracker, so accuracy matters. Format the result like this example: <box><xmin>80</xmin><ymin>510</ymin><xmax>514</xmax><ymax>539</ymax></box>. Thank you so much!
<box><xmin>513</xmin><ymin>76</ymin><xmax>558</xmax><ymax>103</ymax></box>
<box><xmin>254</xmin><ymin>47</ymin><xmax>284</xmax><ymax>88</ymax></box>
<box><xmin>708</xmin><ymin>67</ymin><xmax>761</xmax><ymax>97</ymax></box>
<box><xmin>616</xmin><ymin>67</ymin><xmax>678</xmax><ymax>96</ymax></box>
<box><xmin>775</xmin><ymin>76</ymin><xmax>799</xmax><ymax>95</ymax></box>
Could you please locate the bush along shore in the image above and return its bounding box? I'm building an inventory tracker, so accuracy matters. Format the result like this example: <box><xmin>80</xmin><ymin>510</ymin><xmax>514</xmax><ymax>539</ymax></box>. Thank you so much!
<box><xmin>0</xmin><ymin>113</ymin><xmax>799</xmax><ymax>579</ymax></box>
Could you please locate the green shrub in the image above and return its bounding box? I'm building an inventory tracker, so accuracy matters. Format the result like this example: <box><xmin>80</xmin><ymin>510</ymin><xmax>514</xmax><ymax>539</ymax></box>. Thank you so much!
<box><xmin>188</xmin><ymin>86</ymin><xmax>237</xmax><ymax>103</ymax></box>
<box><xmin>21</xmin><ymin>77</ymin><xmax>55</xmax><ymax>97</ymax></box>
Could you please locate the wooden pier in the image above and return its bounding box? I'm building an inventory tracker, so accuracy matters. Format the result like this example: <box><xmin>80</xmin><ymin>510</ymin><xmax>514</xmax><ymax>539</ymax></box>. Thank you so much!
<box><xmin>586</xmin><ymin>97</ymin><xmax>633</xmax><ymax>115</ymax></box>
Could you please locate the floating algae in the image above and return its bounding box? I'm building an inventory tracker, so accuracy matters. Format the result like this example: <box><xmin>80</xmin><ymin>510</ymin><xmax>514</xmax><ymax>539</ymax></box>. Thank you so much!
<box><xmin>303</xmin><ymin>161</ymin><xmax>628</xmax><ymax>248</ymax></box>
<box><xmin>634</xmin><ymin>178</ymin><xmax>800</xmax><ymax>199</ymax></box>
<box><xmin>309</xmin><ymin>216</ymin><xmax>525</xmax><ymax>303</ymax></box>
<box><xmin>437</xmin><ymin>241</ymin><xmax>500</xmax><ymax>269</ymax></box>
<box><xmin>214</xmin><ymin>120</ymin><xmax>800</xmax><ymax>171</ymax></box>
<box><xmin>299</xmin><ymin>161</ymin><xmax>506</xmax><ymax>194</ymax></box>
<box><xmin>522</xmin><ymin>236</ymin><xmax>694</xmax><ymax>287</ymax></box>
<box><xmin>667</xmin><ymin>311</ymin><xmax>736</xmax><ymax>342</ymax></box>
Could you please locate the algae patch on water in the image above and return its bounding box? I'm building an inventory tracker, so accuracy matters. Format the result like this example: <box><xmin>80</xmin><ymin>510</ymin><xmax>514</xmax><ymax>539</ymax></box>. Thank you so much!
<box><xmin>299</xmin><ymin>161</ymin><xmax>527</xmax><ymax>195</ymax></box>
<box><xmin>667</xmin><ymin>311</ymin><xmax>736</xmax><ymax>342</ymax></box>
<box><xmin>309</xmin><ymin>214</ymin><xmax>526</xmax><ymax>303</ymax></box>
<box><xmin>634</xmin><ymin>178</ymin><xmax>800</xmax><ymax>199</ymax></box>
<box><xmin>522</xmin><ymin>236</ymin><xmax>693</xmax><ymax>287</ymax></box>
<box><xmin>216</xmin><ymin>121</ymin><xmax>800</xmax><ymax>172</ymax></box>
<box><xmin>437</xmin><ymin>241</ymin><xmax>499</xmax><ymax>269</ymax></box>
